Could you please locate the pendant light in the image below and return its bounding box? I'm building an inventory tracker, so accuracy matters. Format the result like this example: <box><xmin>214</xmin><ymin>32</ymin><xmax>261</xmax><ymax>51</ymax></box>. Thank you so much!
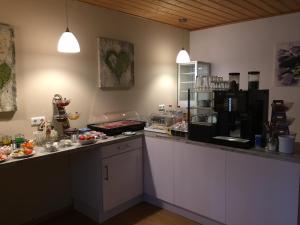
<box><xmin>176</xmin><ymin>18</ymin><xmax>190</xmax><ymax>64</ymax></box>
<box><xmin>57</xmin><ymin>0</ymin><xmax>80</xmax><ymax>53</ymax></box>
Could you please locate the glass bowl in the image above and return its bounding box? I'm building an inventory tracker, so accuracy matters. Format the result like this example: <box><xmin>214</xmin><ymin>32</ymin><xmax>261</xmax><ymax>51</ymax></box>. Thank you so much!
<box><xmin>68</xmin><ymin>112</ymin><xmax>80</xmax><ymax>120</ymax></box>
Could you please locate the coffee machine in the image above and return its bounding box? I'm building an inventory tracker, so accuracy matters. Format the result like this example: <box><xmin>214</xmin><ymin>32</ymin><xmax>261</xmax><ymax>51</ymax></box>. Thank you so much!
<box><xmin>212</xmin><ymin>89</ymin><xmax>269</xmax><ymax>148</ymax></box>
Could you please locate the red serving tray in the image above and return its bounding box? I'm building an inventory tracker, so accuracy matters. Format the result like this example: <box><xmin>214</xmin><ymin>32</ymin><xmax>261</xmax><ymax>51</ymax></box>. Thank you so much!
<box><xmin>87</xmin><ymin>120</ymin><xmax>146</xmax><ymax>136</ymax></box>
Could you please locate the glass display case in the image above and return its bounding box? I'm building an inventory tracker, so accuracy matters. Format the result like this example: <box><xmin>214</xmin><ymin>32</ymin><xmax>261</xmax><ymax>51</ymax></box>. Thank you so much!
<box><xmin>144</xmin><ymin>105</ymin><xmax>185</xmax><ymax>134</ymax></box>
<box><xmin>177</xmin><ymin>61</ymin><xmax>211</xmax><ymax>108</ymax></box>
<box><xmin>87</xmin><ymin>111</ymin><xmax>146</xmax><ymax>136</ymax></box>
<box><xmin>144</xmin><ymin>113</ymin><xmax>176</xmax><ymax>134</ymax></box>
<box><xmin>187</xmin><ymin>88</ymin><xmax>218</xmax><ymax>142</ymax></box>
<box><xmin>188</xmin><ymin>89</ymin><xmax>217</xmax><ymax>125</ymax></box>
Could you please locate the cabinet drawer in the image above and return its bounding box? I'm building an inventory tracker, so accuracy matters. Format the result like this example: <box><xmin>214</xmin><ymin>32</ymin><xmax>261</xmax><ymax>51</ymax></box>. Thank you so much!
<box><xmin>102</xmin><ymin>137</ymin><xmax>142</xmax><ymax>158</ymax></box>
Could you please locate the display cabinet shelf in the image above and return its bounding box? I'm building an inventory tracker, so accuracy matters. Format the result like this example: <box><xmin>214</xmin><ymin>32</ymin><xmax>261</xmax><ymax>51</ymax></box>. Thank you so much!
<box><xmin>177</xmin><ymin>61</ymin><xmax>210</xmax><ymax>108</ymax></box>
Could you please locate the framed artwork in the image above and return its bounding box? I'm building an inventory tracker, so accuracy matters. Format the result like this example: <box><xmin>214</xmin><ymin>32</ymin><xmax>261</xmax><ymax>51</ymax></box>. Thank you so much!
<box><xmin>97</xmin><ymin>37</ymin><xmax>134</xmax><ymax>88</ymax></box>
<box><xmin>0</xmin><ymin>23</ymin><xmax>16</xmax><ymax>112</ymax></box>
<box><xmin>275</xmin><ymin>41</ymin><xmax>300</xmax><ymax>86</ymax></box>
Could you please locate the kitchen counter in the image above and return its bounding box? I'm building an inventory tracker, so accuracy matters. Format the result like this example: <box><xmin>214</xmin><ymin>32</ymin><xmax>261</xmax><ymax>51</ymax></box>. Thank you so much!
<box><xmin>1</xmin><ymin>130</ymin><xmax>299</xmax><ymax>225</ymax></box>
<box><xmin>144</xmin><ymin>131</ymin><xmax>300</xmax><ymax>164</ymax></box>
<box><xmin>1</xmin><ymin>130</ymin><xmax>299</xmax><ymax>167</ymax></box>
<box><xmin>0</xmin><ymin>133</ymin><xmax>144</xmax><ymax>168</ymax></box>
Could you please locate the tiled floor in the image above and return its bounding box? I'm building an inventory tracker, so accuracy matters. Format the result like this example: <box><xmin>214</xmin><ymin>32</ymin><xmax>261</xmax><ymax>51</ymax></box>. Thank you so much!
<box><xmin>38</xmin><ymin>203</ymin><xmax>201</xmax><ymax>225</ymax></box>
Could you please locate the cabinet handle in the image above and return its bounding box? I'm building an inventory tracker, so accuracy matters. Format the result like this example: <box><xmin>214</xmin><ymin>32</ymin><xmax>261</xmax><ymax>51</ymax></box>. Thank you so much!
<box><xmin>105</xmin><ymin>165</ymin><xmax>109</xmax><ymax>181</ymax></box>
<box><xmin>122</xmin><ymin>144</ymin><xmax>130</xmax><ymax>149</ymax></box>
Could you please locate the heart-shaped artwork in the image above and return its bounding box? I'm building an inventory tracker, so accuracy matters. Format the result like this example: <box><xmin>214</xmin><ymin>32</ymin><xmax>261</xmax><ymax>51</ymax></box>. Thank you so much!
<box><xmin>0</xmin><ymin>63</ymin><xmax>11</xmax><ymax>90</ymax></box>
<box><xmin>105</xmin><ymin>49</ymin><xmax>131</xmax><ymax>84</ymax></box>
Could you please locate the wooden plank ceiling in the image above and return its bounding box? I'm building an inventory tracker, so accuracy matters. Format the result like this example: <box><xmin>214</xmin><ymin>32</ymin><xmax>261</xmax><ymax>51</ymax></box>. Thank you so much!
<box><xmin>79</xmin><ymin>0</ymin><xmax>300</xmax><ymax>30</ymax></box>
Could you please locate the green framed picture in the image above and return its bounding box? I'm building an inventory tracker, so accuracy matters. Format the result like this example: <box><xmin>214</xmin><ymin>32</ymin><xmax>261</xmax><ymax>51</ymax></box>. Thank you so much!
<box><xmin>97</xmin><ymin>37</ymin><xmax>134</xmax><ymax>89</ymax></box>
<box><xmin>0</xmin><ymin>23</ymin><xmax>16</xmax><ymax>112</ymax></box>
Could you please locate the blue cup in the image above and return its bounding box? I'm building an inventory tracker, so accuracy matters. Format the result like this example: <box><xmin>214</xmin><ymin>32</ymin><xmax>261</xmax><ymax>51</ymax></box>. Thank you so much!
<box><xmin>255</xmin><ymin>134</ymin><xmax>262</xmax><ymax>148</ymax></box>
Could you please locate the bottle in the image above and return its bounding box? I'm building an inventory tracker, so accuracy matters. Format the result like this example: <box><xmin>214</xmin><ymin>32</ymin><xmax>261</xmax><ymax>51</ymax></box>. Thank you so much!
<box><xmin>158</xmin><ymin>104</ymin><xmax>165</xmax><ymax>113</ymax></box>
<box><xmin>167</xmin><ymin>105</ymin><xmax>173</xmax><ymax>115</ymax></box>
<box><xmin>12</xmin><ymin>140</ymin><xmax>17</xmax><ymax>150</ymax></box>
<box><xmin>175</xmin><ymin>106</ymin><xmax>183</xmax><ymax>122</ymax></box>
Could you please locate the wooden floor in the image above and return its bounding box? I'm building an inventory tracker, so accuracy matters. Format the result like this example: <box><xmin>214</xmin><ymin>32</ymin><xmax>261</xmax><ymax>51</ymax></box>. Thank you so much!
<box><xmin>38</xmin><ymin>203</ymin><xmax>202</xmax><ymax>225</ymax></box>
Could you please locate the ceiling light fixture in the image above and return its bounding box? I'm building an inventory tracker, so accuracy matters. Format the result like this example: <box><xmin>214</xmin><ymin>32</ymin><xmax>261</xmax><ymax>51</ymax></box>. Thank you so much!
<box><xmin>176</xmin><ymin>18</ymin><xmax>190</xmax><ymax>64</ymax></box>
<box><xmin>57</xmin><ymin>0</ymin><xmax>80</xmax><ymax>53</ymax></box>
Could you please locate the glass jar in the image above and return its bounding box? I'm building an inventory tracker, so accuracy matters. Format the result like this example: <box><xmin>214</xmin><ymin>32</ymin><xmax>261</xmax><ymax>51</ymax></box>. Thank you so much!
<box><xmin>229</xmin><ymin>73</ymin><xmax>240</xmax><ymax>89</ymax></box>
<box><xmin>2</xmin><ymin>135</ymin><xmax>12</xmax><ymax>145</ymax></box>
<box><xmin>248</xmin><ymin>71</ymin><xmax>260</xmax><ymax>90</ymax></box>
<box><xmin>266</xmin><ymin>136</ymin><xmax>278</xmax><ymax>152</ymax></box>
<box><xmin>14</xmin><ymin>133</ymin><xmax>25</xmax><ymax>148</ymax></box>
<box><xmin>202</xmin><ymin>76</ymin><xmax>208</xmax><ymax>90</ymax></box>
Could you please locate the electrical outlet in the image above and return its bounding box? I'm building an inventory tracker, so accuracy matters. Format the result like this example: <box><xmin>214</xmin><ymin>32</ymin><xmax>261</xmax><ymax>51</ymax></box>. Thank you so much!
<box><xmin>31</xmin><ymin>116</ymin><xmax>45</xmax><ymax>126</ymax></box>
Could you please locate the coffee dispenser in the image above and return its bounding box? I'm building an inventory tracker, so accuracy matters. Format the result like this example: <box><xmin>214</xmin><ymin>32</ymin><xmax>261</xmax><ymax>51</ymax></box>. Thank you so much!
<box><xmin>212</xmin><ymin>89</ymin><xmax>269</xmax><ymax>148</ymax></box>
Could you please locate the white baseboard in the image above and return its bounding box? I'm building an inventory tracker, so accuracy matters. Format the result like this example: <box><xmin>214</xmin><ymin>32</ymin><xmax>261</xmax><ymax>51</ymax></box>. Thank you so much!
<box><xmin>73</xmin><ymin>195</ymin><xmax>143</xmax><ymax>223</ymax></box>
<box><xmin>143</xmin><ymin>194</ymin><xmax>225</xmax><ymax>225</ymax></box>
<box><xmin>99</xmin><ymin>196</ymin><xmax>143</xmax><ymax>223</ymax></box>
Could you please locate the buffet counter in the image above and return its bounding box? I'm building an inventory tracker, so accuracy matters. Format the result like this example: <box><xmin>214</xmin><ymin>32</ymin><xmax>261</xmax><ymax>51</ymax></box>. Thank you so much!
<box><xmin>1</xmin><ymin>131</ymin><xmax>299</xmax><ymax>225</ymax></box>
<box><xmin>1</xmin><ymin>131</ymin><xmax>300</xmax><ymax>168</ymax></box>
<box><xmin>0</xmin><ymin>133</ymin><xmax>144</xmax><ymax>168</ymax></box>
<box><xmin>143</xmin><ymin>132</ymin><xmax>300</xmax><ymax>225</ymax></box>
<box><xmin>144</xmin><ymin>131</ymin><xmax>300</xmax><ymax>164</ymax></box>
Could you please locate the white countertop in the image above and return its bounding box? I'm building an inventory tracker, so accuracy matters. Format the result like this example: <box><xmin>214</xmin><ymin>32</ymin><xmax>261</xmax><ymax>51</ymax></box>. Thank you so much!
<box><xmin>0</xmin><ymin>133</ymin><xmax>143</xmax><ymax>168</ymax></box>
<box><xmin>2</xmin><ymin>130</ymin><xmax>300</xmax><ymax>167</ymax></box>
<box><xmin>144</xmin><ymin>131</ymin><xmax>300</xmax><ymax>164</ymax></box>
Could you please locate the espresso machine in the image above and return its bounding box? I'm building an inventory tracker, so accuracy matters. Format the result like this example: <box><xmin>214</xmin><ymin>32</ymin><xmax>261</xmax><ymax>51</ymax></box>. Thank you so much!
<box><xmin>212</xmin><ymin>89</ymin><xmax>269</xmax><ymax>148</ymax></box>
<box><xmin>187</xmin><ymin>88</ymin><xmax>269</xmax><ymax>148</ymax></box>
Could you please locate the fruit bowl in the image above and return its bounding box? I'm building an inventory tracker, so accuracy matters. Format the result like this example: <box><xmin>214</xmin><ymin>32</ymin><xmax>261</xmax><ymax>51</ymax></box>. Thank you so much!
<box><xmin>11</xmin><ymin>149</ymin><xmax>35</xmax><ymax>158</ymax></box>
<box><xmin>78</xmin><ymin>134</ymin><xmax>97</xmax><ymax>145</ymax></box>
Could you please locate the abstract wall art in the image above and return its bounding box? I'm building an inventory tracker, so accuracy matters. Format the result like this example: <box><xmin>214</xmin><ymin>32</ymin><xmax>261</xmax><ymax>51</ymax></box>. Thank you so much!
<box><xmin>275</xmin><ymin>41</ymin><xmax>300</xmax><ymax>87</ymax></box>
<box><xmin>0</xmin><ymin>23</ymin><xmax>16</xmax><ymax>112</ymax></box>
<box><xmin>98</xmin><ymin>37</ymin><xmax>134</xmax><ymax>88</ymax></box>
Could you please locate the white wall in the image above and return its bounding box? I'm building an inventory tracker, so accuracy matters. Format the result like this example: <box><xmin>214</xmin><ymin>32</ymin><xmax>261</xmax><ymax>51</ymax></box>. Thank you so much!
<box><xmin>191</xmin><ymin>12</ymin><xmax>300</xmax><ymax>141</ymax></box>
<box><xmin>0</xmin><ymin>0</ymin><xmax>188</xmax><ymax>138</ymax></box>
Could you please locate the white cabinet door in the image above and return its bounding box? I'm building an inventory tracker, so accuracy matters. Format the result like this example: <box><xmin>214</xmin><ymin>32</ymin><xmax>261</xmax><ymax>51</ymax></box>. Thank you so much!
<box><xmin>102</xmin><ymin>149</ymin><xmax>142</xmax><ymax>212</ymax></box>
<box><xmin>227</xmin><ymin>152</ymin><xmax>300</xmax><ymax>225</ymax></box>
<box><xmin>144</xmin><ymin>136</ymin><xmax>174</xmax><ymax>203</ymax></box>
<box><xmin>174</xmin><ymin>142</ymin><xmax>226</xmax><ymax>224</ymax></box>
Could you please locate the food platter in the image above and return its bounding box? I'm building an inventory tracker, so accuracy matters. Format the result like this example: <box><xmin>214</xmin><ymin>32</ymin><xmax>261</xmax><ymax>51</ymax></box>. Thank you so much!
<box><xmin>0</xmin><ymin>154</ymin><xmax>8</xmax><ymax>163</ymax></box>
<box><xmin>10</xmin><ymin>149</ymin><xmax>36</xmax><ymax>159</ymax></box>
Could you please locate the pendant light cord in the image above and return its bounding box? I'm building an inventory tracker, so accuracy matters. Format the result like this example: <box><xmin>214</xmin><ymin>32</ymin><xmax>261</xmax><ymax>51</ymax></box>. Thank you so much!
<box><xmin>65</xmin><ymin>0</ymin><xmax>69</xmax><ymax>29</ymax></box>
<box><xmin>182</xmin><ymin>28</ymin><xmax>184</xmax><ymax>49</ymax></box>
<box><xmin>179</xmin><ymin>18</ymin><xmax>187</xmax><ymax>49</ymax></box>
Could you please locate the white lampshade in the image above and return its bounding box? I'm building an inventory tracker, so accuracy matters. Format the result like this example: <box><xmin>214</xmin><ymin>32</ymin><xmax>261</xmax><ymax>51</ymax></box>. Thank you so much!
<box><xmin>57</xmin><ymin>28</ymin><xmax>80</xmax><ymax>53</ymax></box>
<box><xmin>176</xmin><ymin>48</ymin><xmax>190</xmax><ymax>64</ymax></box>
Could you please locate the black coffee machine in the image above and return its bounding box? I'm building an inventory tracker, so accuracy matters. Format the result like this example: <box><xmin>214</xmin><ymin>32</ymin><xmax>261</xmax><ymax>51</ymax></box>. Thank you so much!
<box><xmin>212</xmin><ymin>89</ymin><xmax>269</xmax><ymax>148</ymax></box>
